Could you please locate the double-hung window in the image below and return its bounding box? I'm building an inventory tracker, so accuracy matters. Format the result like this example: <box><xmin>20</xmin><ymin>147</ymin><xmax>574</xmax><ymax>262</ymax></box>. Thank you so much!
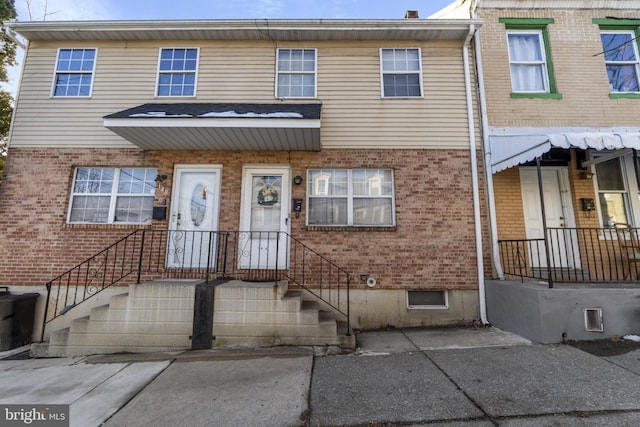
<box><xmin>500</xmin><ymin>18</ymin><xmax>560</xmax><ymax>98</ymax></box>
<box><xmin>591</xmin><ymin>152</ymin><xmax>640</xmax><ymax>227</ymax></box>
<box><xmin>52</xmin><ymin>48</ymin><xmax>96</xmax><ymax>97</ymax></box>
<box><xmin>156</xmin><ymin>48</ymin><xmax>198</xmax><ymax>97</ymax></box>
<box><xmin>599</xmin><ymin>31</ymin><xmax>640</xmax><ymax>93</ymax></box>
<box><xmin>307</xmin><ymin>169</ymin><xmax>395</xmax><ymax>226</ymax></box>
<box><xmin>276</xmin><ymin>49</ymin><xmax>316</xmax><ymax>98</ymax></box>
<box><xmin>68</xmin><ymin>167</ymin><xmax>157</xmax><ymax>224</ymax></box>
<box><xmin>380</xmin><ymin>48</ymin><xmax>423</xmax><ymax>97</ymax></box>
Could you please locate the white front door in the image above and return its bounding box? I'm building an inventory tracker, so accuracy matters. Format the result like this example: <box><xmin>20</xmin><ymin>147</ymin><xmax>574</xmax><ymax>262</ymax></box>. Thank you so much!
<box><xmin>168</xmin><ymin>165</ymin><xmax>221</xmax><ymax>268</ymax></box>
<box><xmin>239</xmin><ymin>166</ymin><xmax>291</xmax><ymax>269</ymax></box>
<box><xmin>520</xmin><ymin>167</ymin><xmax>580</xmax><ymax>269</ymax></box>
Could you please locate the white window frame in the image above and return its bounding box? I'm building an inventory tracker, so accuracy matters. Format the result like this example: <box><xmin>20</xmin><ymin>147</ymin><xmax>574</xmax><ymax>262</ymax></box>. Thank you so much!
<box><xmin>51</xmin><ymin>48</ymin><xmax>97</xmax><ymax>98</ymax></box>
<box><xmin>379</xmin><ymin>48</ymin><xmax>423</xmax><ymax>98</ymax></box>
<box><xmin>155</xmin><ymin>47</ymin><xmax>199</xmax><ymax>97</ymax></box>
<box><xmin>67</xmin><ymin>167</ymin><xmax>157</xmax><ymax>225</ymax></box>
<box><xmin>599</xmin><ymin>30</ymin><xmax>640</xmax><ymax>93</ymax></box>
<box><xmin>275</xmin><ymin>48</ymin><xmax>317</xmax><ymax>99</ymax></box>
<box><xmin>592</xmin><ymin>152</ymin><xmax>640</xmax><ymax>228</ymax></box>
<box><xmin>306</xmin><ymin>168</ymin><xmax>396</xmax><ymax>227</ymax></box>
<box><xmin>505</xmin><ymin>30</ymin><xmax>550</xmax><ymax>93</ymax></box>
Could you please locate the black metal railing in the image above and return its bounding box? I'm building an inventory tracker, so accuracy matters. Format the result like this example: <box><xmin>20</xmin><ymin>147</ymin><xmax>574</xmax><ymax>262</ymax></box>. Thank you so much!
<box><xmin>41</xmin><ymin>230</ymin><xmax>351</xmax><ymax>341</ymax></box>
<box><xmin>499</xmin><ymin>227</ymin><xmax>640</xmax><ymax>285</ymax></box>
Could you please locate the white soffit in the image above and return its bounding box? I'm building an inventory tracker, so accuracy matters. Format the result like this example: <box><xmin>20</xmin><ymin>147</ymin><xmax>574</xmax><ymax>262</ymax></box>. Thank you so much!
<box><xmin>490</xmin><ymin>130</ymin><xmax>640</xmax><ymax>173</ymax></box>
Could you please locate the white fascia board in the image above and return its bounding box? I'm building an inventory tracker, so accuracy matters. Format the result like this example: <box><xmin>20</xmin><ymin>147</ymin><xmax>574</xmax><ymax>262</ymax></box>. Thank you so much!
<box><xmin>103</xmin><ymin>117</ymin><xmax>321</xmax><ymax>129</ymax></box>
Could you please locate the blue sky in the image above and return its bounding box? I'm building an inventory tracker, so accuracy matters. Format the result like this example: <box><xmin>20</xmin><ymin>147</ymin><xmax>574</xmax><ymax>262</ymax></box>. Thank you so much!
<box><xmin>15</xmin><ymin>0</ymin><xmax>454</xmax><ymax>21</ymax></box>
<box><xmin>2</xmin><ymin>0</ymin><xmax>455</xmax><ymax>93</ymax></box>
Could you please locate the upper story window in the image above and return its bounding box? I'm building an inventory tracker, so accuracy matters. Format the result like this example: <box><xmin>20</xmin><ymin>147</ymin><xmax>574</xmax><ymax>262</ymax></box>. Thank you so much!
<box><xmin>593</xmin><ymin>19</ymin><xmax>640</xmax><ymax>99</ymax></box>
<box><xmin>156</xmin><ymin>48</ymin><xmax>198</xmax><ymax>97</ymax></box>
<box><xmin>380</xmin><ymin>48</ymin><xmax>423</xmax><ymax>97</ymax></box>
<box><xmin>68</xmin><ymin>167</ymin><xmax>157</xmax><ymax>224</ymax></box>
<box><xmin>499</xmin><ymin>18</ymin><xmax>561</xmax><ymax>99</ymax></box>
<box><xmin>307</xmin><ymin>168</ymin><xmax>395</xmax><ymax>227</ymax></box>
<box><xmin>599</xmin><ymin>31</ymin><xmax>640</xmax><ymax>93</ymax></box>
<box><xmin>52</xmin><ymin>48</ymin><xmax>96</xmax><ymax>97</ymax></box>
<box><xmin>276</xmin><ymin>49</ymin><xmax>316</xmax><ymax>98</ymax></box>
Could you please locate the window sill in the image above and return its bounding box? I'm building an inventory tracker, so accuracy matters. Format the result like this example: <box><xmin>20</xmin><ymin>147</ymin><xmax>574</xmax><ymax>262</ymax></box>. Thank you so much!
<box><xmin>306</xmin><ymin>225</ymin><xmax>396</xmax><ymax>232</ymax></box>
<box><xmin>609</xmin><ymin>93</ymin><xmax>640</xmax><ymax>99</ymax></box>
<box><xmin>63</xmin><ymin>222</ymin><xmax>153</xmax><ymax>229</ymax></box>
<box><xmin>510</xmin><ymin>92</ymin><xmax>563</xmax><ymax>99</ymax></box>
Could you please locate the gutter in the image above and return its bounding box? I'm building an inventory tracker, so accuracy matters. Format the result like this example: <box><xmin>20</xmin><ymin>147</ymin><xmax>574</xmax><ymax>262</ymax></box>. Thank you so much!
<box><xmin>462</xmin><ymin>18</ymin><xmax>489</xmax><ymax>325</ymax></box>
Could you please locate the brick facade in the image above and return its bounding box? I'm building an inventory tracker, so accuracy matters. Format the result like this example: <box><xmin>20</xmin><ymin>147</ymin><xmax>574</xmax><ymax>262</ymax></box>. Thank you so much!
<box><xmin>0</xmin><ymin>147</ymin><xmax>488</xmax><ymax>290</ymax></box>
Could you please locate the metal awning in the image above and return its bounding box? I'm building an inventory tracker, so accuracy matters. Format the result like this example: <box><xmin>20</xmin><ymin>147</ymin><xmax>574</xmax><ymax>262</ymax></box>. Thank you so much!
<box><xmin>103</xmin><ymin>103</ymin><xmax>322</xmax><ymax>151</ymax></box>
<box><xmin>490</xmin><ymin>131</ymin><xmax>640</xmax><ymax>173</ymax></box>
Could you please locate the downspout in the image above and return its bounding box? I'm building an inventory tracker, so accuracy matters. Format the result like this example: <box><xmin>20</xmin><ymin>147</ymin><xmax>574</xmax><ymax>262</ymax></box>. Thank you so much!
<box><xmin>472</xmin><ymin>0</ymin><xmax>504</xmax><ymax>281</ymax></box>
<box><xmin>463</xmin><ymin>20</ymin><xmax>488</xmax><ymax>324</ymax></box>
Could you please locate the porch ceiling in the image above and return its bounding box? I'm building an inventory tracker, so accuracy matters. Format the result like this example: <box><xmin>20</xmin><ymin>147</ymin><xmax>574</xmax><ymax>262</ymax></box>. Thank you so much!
<box><xmin>103</xmin><ymin>103</ymin><xmax>321</xmax><ymax>151</ymax></box>
<box><xmin>489</xmin><ymin>130</ymin><xmax>640</xmax><ymax>173</ymax></box>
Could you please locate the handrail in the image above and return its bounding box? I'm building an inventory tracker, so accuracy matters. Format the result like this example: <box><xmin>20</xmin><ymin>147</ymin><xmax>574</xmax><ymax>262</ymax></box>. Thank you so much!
<box><xmin>498</xmin><ymin>227</ymin><xmax>640</xmax><ymax>285</ymax></box>
<box><xmin>41</xmin><ymin>230</ymin><xmax>144</xmax><ymax>341</ymax></box>
<box><xmin>40</xmin><ymin>229</ymin><xmax>351</xmax><ymax>341</ymax></box>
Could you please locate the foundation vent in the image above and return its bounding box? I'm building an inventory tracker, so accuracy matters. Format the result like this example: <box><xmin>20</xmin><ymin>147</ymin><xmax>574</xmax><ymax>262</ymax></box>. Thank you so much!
<box><xmin>584</xmin><ymin>308</ymin><xmax>604</xmax><ymax>332</ymax></box>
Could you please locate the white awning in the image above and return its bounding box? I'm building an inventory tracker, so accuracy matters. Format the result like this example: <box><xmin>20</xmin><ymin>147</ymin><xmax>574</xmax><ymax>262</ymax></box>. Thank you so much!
<box><xmin>490</xmin><ymin>132</ymin><xmax>640</xmax><ymax>173</ymax></box>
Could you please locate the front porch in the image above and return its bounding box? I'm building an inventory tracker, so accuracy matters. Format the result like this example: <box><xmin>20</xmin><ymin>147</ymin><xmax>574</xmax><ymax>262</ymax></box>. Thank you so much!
<box><xmin>498</xmin><ymin>226</ymin><xmax>640</xmax><ymax>285</ymax></box>
<box><xmin>485</xmin><ymin>279</ymin><xmax>640</xmax><ymax>343</ymax></box>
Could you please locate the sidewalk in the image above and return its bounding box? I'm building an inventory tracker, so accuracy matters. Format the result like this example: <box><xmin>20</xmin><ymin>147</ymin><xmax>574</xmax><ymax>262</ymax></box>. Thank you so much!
<box><xmin>1</xmin><ymin>327</ymin><xmax>639</xmax><ymax>426</ymax></box>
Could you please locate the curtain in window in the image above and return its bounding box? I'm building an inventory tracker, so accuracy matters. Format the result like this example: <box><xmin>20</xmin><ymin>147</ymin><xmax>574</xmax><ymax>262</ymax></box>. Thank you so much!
<box><xmin>508</xmin><ymin>34</ymin><xmax>546</xmax><ymax>92</ymax></box>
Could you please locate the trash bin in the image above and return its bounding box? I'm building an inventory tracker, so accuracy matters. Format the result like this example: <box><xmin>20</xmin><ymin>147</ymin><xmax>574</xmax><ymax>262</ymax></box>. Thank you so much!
<box><xmin>0</xmin><ymin>288</ymin><xmax>39</xmax><ymax>352</ymax></box>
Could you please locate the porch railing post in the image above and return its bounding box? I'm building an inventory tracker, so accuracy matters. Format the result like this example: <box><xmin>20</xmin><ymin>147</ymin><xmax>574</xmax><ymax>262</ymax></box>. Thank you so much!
<box><xmin>136</xmin><ymin>229</ymin><xmax>146</xmax><ymax>284</ymax></box>
<box><xmin>40</xmin><ymin>282</ymin><xmax>52</xmax><ymax>342</ymax></box>
<box><xmin>536</xmin><ymin>157</ymin><xmax>554</xmax><ymax>288</ymax></box>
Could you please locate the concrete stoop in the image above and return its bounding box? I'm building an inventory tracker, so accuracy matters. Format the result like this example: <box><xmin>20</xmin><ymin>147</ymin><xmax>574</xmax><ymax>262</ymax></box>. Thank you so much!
<box><xmin>31</xmin><ymin>279</ymin><xmax>354</xmax><ymax>358</ymax></box>
<box><xmin>31</xmin><ymin>280</ymin><xmax>199</xmax><ymax>358</ymax></box>
<box><xmin>212</xmin><ymin>281</ymin><xmax>354</xmax><ymax>349</ymax></box>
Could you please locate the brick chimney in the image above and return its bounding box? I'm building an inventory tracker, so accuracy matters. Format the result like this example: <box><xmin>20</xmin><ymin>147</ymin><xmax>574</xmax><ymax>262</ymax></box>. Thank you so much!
<box><xmin>404</xmin><ymin>10</ymin><xmax>419</xmax><ymax>19</ymax></box>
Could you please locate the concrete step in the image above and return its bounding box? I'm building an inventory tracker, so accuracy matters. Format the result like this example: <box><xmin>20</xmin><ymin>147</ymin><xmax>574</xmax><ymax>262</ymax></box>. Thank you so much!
<box><xmin>128</xmin><ymin>280</ymin><xmax>201</xmax><ymax>298</ymax></box>
<box><xmin>70</xmin><ymin>318</ymin><xmax>192</xmax><ymax>335</ymax></box>
<box><xmin>213</xmin><ymin>306</ymin><xmax>320</xmax><ymax>325</ymax></box>
<box><xmin>39</xmin><ymin>343</ymin><xmax>188</xmax><ymax>357</ymax></box>
<box><xmin>91</xmin><ymin>308</ymin><xmax>194</xmax><ymax>322</ymax></box>
<box><xmin>62</xmin><ymin>332</ymin><xmax>191</xmax><ymax>348</ymax></box>
<box><xmin>213</xmin><ymin>294</ymin><xmax>303</xmax><ymax>313</ymax></box>
<box><xmin>108</xmin><ymin>296</ymin><xmax>194</xmax><ymax>310</ymax></box>
<box><xmin>49</xmin><ymin>328</ymin><xmax>70</xmax><ymax>347</ymax></box>
<box><xmin>213</xmin><ymin>317</ymin><xmax>337</xmax><ymax>338</ymax></box>
<box><xmin>213</xmin><ymin>335</ymin><xmax>345</xmax><ymax>348</ymax></box>
<box><xmin>215</xmin><ymin>281</ymin><xmax>288</xmax><ymax>300</ymax></box>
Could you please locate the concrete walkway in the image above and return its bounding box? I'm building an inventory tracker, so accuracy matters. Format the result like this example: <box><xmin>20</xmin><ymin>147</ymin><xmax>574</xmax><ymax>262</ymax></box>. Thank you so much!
<box><xmin>1</xmin><ymin>327</ymin><xmax>639</xmax><ymax>426</ymax></box>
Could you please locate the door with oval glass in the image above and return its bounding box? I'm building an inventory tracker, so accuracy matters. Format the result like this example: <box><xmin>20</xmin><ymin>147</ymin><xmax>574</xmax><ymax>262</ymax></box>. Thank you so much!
<box><xmin>168</xmin><ymin>165</ymin><xmax>221</xmax><ymax>269</ymax></box>
<box><xmin>239</xmin><ymin>166</ymin><xmax>291</xmax><ymax>270</ymax></box>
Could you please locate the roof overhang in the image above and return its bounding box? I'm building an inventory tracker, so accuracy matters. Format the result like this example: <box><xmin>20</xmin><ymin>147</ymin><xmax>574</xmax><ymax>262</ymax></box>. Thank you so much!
<box><xmin>7</xmin><ymin>19</ymin><xmax>481</xmax><ymax>42</ymax></box>
<box><xmin>103</xmin><ymin>103</ymin><xmax>321</xmax><ymax>151</ymax></box>
<box><xmin>489</xmin><ymin>128</ymin><xmax>640</xmax><ymax>173</ymax></box>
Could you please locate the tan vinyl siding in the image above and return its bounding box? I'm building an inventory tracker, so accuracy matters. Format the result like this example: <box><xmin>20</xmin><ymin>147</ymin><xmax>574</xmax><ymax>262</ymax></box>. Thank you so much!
<box><xmin>11</xmin><ymin>40</ymin><xmax>472</xmax><ymax>150</ymax></box>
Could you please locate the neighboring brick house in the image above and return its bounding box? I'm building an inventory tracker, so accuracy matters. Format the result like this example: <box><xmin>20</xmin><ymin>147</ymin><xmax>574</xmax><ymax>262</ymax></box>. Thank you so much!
<box><xmin>435</xmin><ymin>0</ymin><xmax>640</xmax><ymax>342</ymax></box>
<box><xmin>0</xmin><ymin>14</ymin><xmax>490</xmax><ymax>352</ymax></box>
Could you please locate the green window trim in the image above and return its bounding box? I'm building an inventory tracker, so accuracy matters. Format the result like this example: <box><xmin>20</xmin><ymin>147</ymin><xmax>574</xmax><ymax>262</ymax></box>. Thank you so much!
<box><xmin>500</xmin><ymin>18</ymin><xmax>560</xmax><ymax>96</ymax></box>
<box><xmin>511</xmin><ymin>92</ymin><xmax>563</xmax><ymax>99</ymax></box>
<box><xmin>592</xmin><ymin>18</ymin><xmax>640</xmax><ymax>28</ymax></box>
<box><xmin>609</xmin><ymin>93</ymin><xmax>640</xmax><ymax>99</ymax></box>
<box><xmin>499</xmin><ymin>18</ymin><xmax>555</xmax><ymax>28</ymax></box>
<box><xmin>594</xmin><ymin>19</ymin><xmax>640</xmax><ymax>96</ymax></box>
